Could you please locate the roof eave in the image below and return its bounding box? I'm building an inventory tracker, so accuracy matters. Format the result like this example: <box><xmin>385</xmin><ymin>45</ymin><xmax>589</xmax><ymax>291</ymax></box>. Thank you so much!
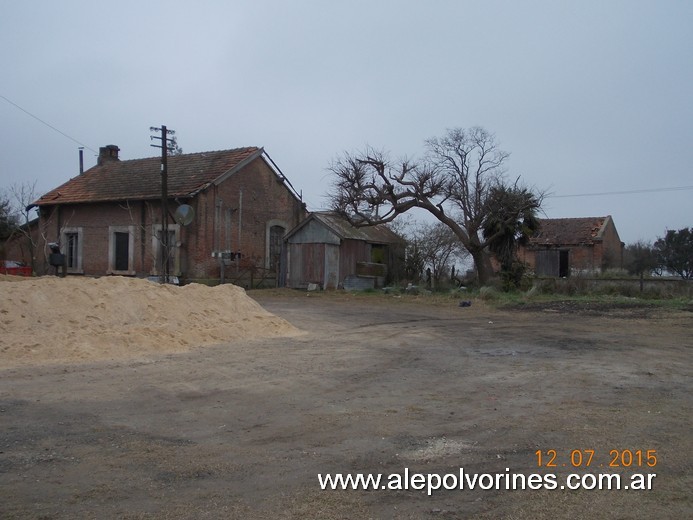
<box><xmin>34</xmin><ymin>193</ymin><xmax>192</xmax><ymax>207</ymax></box>
<box><xmin>261</xmin><ymin>150</ymin><xmax>304</xmax><ymax>204</ymax></box>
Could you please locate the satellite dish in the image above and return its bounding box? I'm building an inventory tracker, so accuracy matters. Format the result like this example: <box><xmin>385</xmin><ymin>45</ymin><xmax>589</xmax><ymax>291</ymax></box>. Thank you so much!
<box><xmin>173</xmin><ymin>204</ymin><xmax>195</xmax><ymax>226</ymax></box>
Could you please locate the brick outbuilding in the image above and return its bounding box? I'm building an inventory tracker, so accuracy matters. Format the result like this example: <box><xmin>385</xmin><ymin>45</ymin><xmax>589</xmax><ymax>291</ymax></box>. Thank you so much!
<box><xmin>31</xmin><ymin>145</ymin><xmax>306</xmax><ymax>285</ymax></box>
<box><xmin>517</xmin><ymin>215</ymin><xmax>624</xmax><ymax>276</ymax></box>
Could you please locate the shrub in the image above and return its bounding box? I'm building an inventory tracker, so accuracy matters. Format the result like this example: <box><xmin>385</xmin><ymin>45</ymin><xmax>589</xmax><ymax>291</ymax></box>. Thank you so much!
<box><xmin>479</xmin><ymin>286</ymin><xmax>500</xmax><ymax>301</ymax></box>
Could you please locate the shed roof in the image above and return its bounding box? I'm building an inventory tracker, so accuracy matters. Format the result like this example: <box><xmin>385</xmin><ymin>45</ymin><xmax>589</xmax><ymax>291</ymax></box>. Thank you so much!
<box><xmin>287</xmin><ymin>212</ymin><xmax>404</xmax><ymax>244</ymax></box>
<box><xmin>529</xmin><ymin>216</ymin><xmax>612</xmax><ymax>246</ymax></box>
<box><xmin>34</xmin><ymin>147</ymin><xmax>263</xmax><ymax>206</ymax></box>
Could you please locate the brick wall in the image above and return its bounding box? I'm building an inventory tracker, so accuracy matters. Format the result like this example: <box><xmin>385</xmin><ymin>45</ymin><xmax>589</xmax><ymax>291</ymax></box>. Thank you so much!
<box><xmin>518</xmin><ymin>241</ymin><xmax>623</xmax><ymax>276</ymax></box>
<box><xmin>188</xmin><ymin>156</ymin><xmax>305</xmax><ymax>280</ymax></box>
<box><xmin>35</xmin><ymin>156</ymin><xmax>306</xmax><ymax>281</ymax></box>
<box><xmin>598</xmin><ymin>217</ymin><xmax>624</xmax><ymax>269</ymax></box>
<box><xmin>36</xmin><ymin>201</ymin><xmax>154</xmax><ymax>276</ymax></box>
<box><xmin>569</xmin><ymin>245</ymin><xmax>598</xmax><ymax>271</ymax></box>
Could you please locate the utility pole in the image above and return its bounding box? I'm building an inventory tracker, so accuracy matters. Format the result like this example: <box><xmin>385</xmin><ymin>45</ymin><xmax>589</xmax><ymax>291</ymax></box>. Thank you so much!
<box><xmin>150</xmin><ymin>125</ymin><xmax>177</xmax><ymax>283</ymax></box>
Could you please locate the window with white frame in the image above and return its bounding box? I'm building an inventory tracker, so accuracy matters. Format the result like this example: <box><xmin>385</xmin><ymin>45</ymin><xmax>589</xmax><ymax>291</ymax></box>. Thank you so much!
<box><xmin>108</xmin><ymin>225</ymin><xmax>135</xmax><ymax>274</ymax></box>
<box><xmin>61</xmin><ymin>227</ymin><xmax>84</xmax><ymax>273</ymax></box>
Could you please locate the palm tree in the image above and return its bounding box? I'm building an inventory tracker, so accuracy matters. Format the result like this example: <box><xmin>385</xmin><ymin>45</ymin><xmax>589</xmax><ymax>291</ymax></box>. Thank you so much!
<box><xmin>482</xmin><ymin>183</ymin><xmax>541</xmax><ymax>289</ymax></box>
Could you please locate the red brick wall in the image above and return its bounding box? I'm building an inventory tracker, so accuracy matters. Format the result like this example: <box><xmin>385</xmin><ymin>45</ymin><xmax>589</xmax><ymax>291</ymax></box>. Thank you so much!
<box><xmin>598</xmin><ymin>217</ymin><xmax>624</xmax><ymax>269</ymax></box>
<box><xmin>518</xmin><ymin>243</ymin><xmax>600</xmax><ymax>273</ymax></box>
<box><xmin>518</xmin><ymin>240</ymin><xmax>623</xmax><ymax>275</ymax></box>
<box><xmin>36</xmin><ymin>201</ymin><xmax>155</xmax><ymax>276</ymax></box>
<box><xmin>35</xmin><ymin>156</ymin><xmax>306</xmax><ymax>281</ymax></box>
<box><xmin>187</xmin><ymin>156</ymin><xmax>306</xmax><ymax>280</ymax></box>
<box><xmin>517</xmin><ymin>217</ymin><xmax>624</xmax><ymax>276</ymax></box>
<box><xmin>569</xmin><ymin>245</ymin><xmax>598</xmax><ymax>271</ymax></box>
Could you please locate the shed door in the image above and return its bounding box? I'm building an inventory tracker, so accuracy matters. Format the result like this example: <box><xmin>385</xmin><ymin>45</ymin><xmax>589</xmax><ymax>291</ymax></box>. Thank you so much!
<box><xmin>559</xmin><ymin>250</ymin><xmax>570</xmax><ymax>277</ymax></box>
<box><xmin>289</xmin><ymin>243</ymin><xmax>325</xmax><ymax>287</ymax></box>
<box><xmin>535</xmin><ymin>250</ymin><xmax>559</xmax><ymax>277</ymax></box>
<box><xmin>324</xmin><ymin>244</ymin><xmax>340</xmax><ymax>289</ymax></box>
<box><xmin>535</xmin><ymin>249</ymin><xmax>570</xmax><ymax>277</ymax></box>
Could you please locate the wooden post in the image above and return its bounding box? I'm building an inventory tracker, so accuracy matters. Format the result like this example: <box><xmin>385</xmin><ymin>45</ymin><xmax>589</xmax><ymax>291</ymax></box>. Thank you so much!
<box><xmin>160</xmin><ymin>125</ymin><xmax>169</xmax><ymax>283</ymax></box>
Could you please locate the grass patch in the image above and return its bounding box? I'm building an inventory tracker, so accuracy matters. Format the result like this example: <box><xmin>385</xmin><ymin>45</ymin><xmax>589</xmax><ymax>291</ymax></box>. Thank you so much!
<box><xmin>248</xmin><ymin>285</ymin><xmax>692</xmax><ymax>314</ymax></box>
<box><xmin>492</xmin><ymin>292</ymin><xmax>693</xmax><ymax>315</ymax></box>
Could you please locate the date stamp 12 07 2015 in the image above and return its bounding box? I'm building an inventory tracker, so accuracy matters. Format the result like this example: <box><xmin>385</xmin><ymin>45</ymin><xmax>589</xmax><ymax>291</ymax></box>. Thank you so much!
<box><xmin>535</xmin><ymin>449</ymin><xmax>657</xmax><ymax>469</ymax></box>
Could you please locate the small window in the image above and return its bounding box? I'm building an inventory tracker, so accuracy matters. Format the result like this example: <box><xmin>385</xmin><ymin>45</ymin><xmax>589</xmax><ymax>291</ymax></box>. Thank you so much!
<box><xmin>371</xmin><ymin>244</ymin><xmax>386</xmax><ymax>264</ymax></box>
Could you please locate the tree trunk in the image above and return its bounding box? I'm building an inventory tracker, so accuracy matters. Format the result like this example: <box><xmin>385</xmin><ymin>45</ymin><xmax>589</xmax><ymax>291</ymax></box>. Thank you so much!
<box><xmin>470</xmin><ymin>247</ymin><xmax>493</xmax><ymax>285</ymax></box>
<box><xmin>27</xmin><ymin>234</ymin><xmax>36</xmax><ymax>275</ymax></box>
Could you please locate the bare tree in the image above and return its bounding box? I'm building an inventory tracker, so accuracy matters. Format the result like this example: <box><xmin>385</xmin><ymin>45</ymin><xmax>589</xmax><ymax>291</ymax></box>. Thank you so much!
<box><xmin>403</xmin><ymin>221</ymin><xmax>468</xmax><ymax>288</ymax></box>
<box><xmin>0</xmin><ymin>191</ymin><xmax>16</xmax><ymax>240</ymax></box>
<box><xmin>4</xmin><ymin>181</ymin><xmax>39</xmax><ymax>271</ymax></box>
<box><xmin>328</xmin><ymin>127</ymin><xmax>544</xmax><ymax>284</ymax></box>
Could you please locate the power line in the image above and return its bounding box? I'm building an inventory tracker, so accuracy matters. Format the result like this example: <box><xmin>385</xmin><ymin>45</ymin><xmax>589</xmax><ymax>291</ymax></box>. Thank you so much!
<box><xmin>0</xmin><ymin>93</ymin><xmax>98</xmax><ymax>154</ymax></box>
<box><xmin>548</xmin><ymin>185</ymin><xmax>693</xmax><ymax>199</ymax></box>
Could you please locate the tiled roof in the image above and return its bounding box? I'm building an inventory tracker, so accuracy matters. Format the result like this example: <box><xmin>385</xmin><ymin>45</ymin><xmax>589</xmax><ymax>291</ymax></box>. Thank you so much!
<box><xmin>34</xmin><ymin>147</ymin><xmax>262</xmax><ymax>206</ymax></box>
<box><xmin>529</xmin><ymin>216</ymin><xmax>610</xmax><ymax>246</ymax></box>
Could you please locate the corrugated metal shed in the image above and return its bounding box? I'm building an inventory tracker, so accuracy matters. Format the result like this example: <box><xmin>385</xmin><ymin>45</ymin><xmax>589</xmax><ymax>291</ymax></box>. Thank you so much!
<box><xmin>285</xmin><ymin>212</ymin><xmax>404</xmax><ymax>289</ymax></box>
<box><xmin>286</xmin><ymin>212</ymin><xmax>403</xmax><ymax>245</ymax></box>
<box><xmin>287</xmin><ymin>217</ymin><xmax>341</xmax><ymax>245</ymax></box>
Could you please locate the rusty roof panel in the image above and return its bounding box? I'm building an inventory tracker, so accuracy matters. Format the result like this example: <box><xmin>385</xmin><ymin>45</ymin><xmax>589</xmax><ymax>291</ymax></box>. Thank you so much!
<box><xmin>314</xmin><ymin>212</ymin><xmax>404</xmax><ymax>244</ymax></box>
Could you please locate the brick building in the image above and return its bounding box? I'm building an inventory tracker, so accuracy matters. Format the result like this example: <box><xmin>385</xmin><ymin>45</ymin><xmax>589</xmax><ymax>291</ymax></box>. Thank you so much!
<box><xmin>31</xmin><ymin>145</ymin><xmax>306</xmax><ymax>284</ymax></box>
<box><xmin>517</xmin><ymin>216</ymin><xmax>624</xmax><ymax>276</ymax></box>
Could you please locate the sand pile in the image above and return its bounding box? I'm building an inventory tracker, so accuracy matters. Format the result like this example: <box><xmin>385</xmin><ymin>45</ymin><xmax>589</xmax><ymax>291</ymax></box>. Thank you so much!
<box><xmin>0</xmin><ymin>276</ymin><xmax>300</xmax><ymax>368</ymax></box>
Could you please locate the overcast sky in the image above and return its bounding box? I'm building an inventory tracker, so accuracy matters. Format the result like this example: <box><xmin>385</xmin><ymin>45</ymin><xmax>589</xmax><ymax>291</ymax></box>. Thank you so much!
<box><xmin>1</xmin><ymin>0</ymin><xmax>691</xmax><ymax>244</ymax></box>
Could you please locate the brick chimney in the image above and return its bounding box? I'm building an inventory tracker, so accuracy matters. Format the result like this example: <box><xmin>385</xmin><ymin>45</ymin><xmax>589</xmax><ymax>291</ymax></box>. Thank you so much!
<box><xmin>97</xmin><ymin>145</ymin><xmax>120</xmax><ymax>166</ymax></box>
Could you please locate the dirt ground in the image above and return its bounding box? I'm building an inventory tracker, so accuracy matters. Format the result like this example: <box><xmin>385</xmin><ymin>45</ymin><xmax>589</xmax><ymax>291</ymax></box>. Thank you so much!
<box><xmin>1</xmin><ymin>290</ymin><xmax>691</xmax><ymax>519</ymax></box>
